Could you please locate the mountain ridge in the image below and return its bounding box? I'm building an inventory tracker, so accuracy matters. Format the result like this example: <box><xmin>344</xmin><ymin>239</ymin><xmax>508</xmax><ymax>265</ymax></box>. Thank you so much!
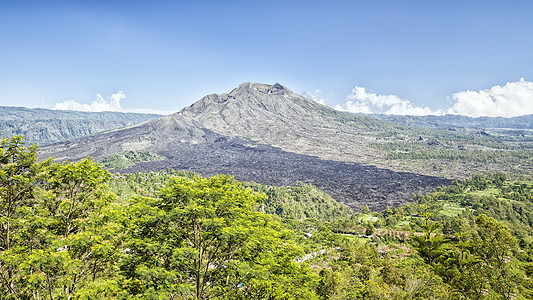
<box><xmin>176</xmin><ymin>83</ymin><xmax>533</xmax><ymax>178</ymax></box>
<box><xmin>0</xmin><ymin>106</ymin><xmax>162</xmax><ymax>145</ymax></box>
<box><xmin>369</xmin><ymin>113</ymin><xmax>533</xmax><ymax>130</ymax></box>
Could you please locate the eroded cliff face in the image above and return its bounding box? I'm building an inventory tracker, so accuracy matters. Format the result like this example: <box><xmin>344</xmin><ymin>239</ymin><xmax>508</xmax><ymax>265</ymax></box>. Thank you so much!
<box><xmin>40</xmin><ymin>82</ymin><xmax>450</xmax><ymax>211</ymax></box>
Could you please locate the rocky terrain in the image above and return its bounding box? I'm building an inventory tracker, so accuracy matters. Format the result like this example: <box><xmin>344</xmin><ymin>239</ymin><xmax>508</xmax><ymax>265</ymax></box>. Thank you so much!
<box><xmin>40</xmin><ymin>83</ymin><xmax>453</xmax><ymax>211</ymax></box>
<box><xmin>41</xmin><ymin>82</ymin><xmax>532</xmax><ymax>209</ymax></box>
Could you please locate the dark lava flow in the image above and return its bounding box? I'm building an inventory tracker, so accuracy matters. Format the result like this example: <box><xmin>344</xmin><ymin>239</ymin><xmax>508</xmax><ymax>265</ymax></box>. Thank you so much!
<box><xmin>122</xmin><ymin>135</ymin><xmax>451</xmax><ymax>212</ymax></box>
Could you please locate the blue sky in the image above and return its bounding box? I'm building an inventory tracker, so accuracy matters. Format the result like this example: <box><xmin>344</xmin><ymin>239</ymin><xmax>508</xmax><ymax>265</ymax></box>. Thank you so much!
<box><xmin>1</xmin><ymin>1</ymin><xmax>533</xmax><ymax>116</ymax></box>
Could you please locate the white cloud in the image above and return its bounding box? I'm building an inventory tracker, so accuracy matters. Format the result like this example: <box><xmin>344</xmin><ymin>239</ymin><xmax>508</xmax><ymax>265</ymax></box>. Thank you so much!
<box><xmin>447</xmin><ymin>78</ymin><xmax>533</xmax><ymax>117</ymax></box>
<box><xmin>54</xmin><ymin>91</ymin><xmax>125</xmax><ymax>112</ymax></box>
<box><xmin>302</xmin><ymin>89</ymin><xmax>327</xmax><ymax>105</ymax></box>
<box><xmin>335</xmin><ymin>86</ymin><xmax>442</xmax><ymax>116</ymax></box>
<box><xmin>53</xmin><ymin>91</ymin><xmax>173</xmax><ymax>115</ymax></box>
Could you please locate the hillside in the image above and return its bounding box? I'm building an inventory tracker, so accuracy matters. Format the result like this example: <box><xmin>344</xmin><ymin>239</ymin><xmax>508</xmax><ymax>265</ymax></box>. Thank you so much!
<box><xmin>6</xmin><ymin>141</ymin><xmax>533</xmax><ymax>298</ymax></box>
<box><xmin>108</xmin><ymin>169</ymin><xmax>353</xmax><ymax>221</ymax></box>
<box><xmin>0</xmin><ymin>106</ymin><xmax>162</xmax><ymax>145</ymax></box>
<box><xmin>39</xmin><ymin>115</ymin><xmax>449</xmax><ymax>211</ymax></box>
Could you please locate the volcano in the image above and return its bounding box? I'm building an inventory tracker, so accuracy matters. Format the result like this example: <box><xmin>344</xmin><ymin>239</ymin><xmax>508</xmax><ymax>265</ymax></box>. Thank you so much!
<box><xmin>40</xmin><ymin>82</ymin><xmax>450</xmax><ymax>211</ymax></box>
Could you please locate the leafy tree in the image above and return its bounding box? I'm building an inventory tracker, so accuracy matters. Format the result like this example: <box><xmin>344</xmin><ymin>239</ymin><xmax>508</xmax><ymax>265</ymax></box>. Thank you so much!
<box><xmin>26</xmin><ymin>158</ymin><xmax>123</xmax><ymax>299</ymax></box>
<box><xmin>0</xmin><ymin>136</ymin><xmax>51</xmax><ymax>298</ymax></box>
<box><xmin>122</xmin><ymin>175</ymin><xmax>317</xmax><ymax>299</ymax></box>
<box><xmin>43</xmin><ymin>158</ymin><xmax>113</xmax><ymax>237</ymax></box>
<box><xmin>473</xmin><ymin>214</ymin><xmax>520</xmax><ymax>299</ymax></box>
<box><xmin>474</xmin><ymin>214</ymin><xmax>516</xmax><ymax>266</ymax></box>
<box><xmin>0</xmin><ymin>136</ymin><xmax>46</xmax><ymax>251</ymax></box>
<box><xmin>360</xmin><ymin>205</ymin><xmax>371</xmax><ymax>214</ymax></box>
<box><xmin>365</xmin><ymin>222</ymin><xmax>374</xmax><ymax>236</ymax></box>
<box><xmin>0</xmin><ymin>137</ymin><xmax>123</xmax><ymax>299</ymax></box>
<box><xmin>410</xmin><ymin>207</ymin><xmax>447</xmax><ymax>265</ymax></box>
<box><xmin>434</xmin><ymin>238</ymin><xmax>484</xmax><ymax>298</ymax></box>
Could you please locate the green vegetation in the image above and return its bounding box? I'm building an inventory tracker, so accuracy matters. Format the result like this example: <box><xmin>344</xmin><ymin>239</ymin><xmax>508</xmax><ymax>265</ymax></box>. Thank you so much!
<box><xmin>376</xmin><ymin>140</ymin><xmax>533</xmax><ymax>164</ymax></box>
<box><xmin>0</xmin><ymin>136</ymin><xmax>316</xmax><ymax>299</ymax></box>
<box><xmin>3</xmin><ymin>135</ymin><xmax>533</xmax><ymax>299</ymax></box>
<box><xmin>0</xmin><ymin>136</ymin><xmax>120</xmax><ymax>299</ymax></box>
<box><xmin>122</xmin><ymin>175</ymin><xmax>316</xmax><ymax>299</ymax></box>
<box><xmin>371</xmin><ymin>126</ymin><xmax>533</xmax><ymax>178</ymax></box>
<box><xmin>99</xmin><ymin>150</ymin><xmax>163</xmax><ymax>170</ymax></box>
<box><xmin>243</xmin><ymin>182</ymin><xmax>352</xmax><ymax>221</ymax></box>
<box><xmin>315</xmin><ymin>172</ymin><xmax>533</xmax><ymax>299</ymax></box>
<box><xmin>372</xmin><ymin>113</ymin><xmax>533</xmax><ymax>131</ymax></box>
<box><xmin>108</xmin><ymin>170</ymin><xmax>351</xmax><ymax>222</ymax></box>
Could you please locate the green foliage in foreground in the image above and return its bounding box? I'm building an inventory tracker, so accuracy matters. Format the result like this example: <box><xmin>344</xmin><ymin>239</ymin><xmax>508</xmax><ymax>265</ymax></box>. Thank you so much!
<box><xmin>1</xmin><ymin>136</ymin><xmax>121</xmax><ymax>299</ymax></box>
<box><xmin>123</xmin><ymin>175</ymin><xmax>316</xmax><ymax>299</ymax></box>
<box><xmin>99</xmin><ymin>150</ymin><xmax>163</xmax><ymax>170</ymax></box>
<box><xmin>0</xmin><ymin>136</ymin><xmax>317</xmax><ymax>299</ymax></box>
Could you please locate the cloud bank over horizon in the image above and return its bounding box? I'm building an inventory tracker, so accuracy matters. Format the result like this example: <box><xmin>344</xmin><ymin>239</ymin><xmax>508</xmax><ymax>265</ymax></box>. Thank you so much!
<box><xmin>447</xmin><ymin>78</ymin><xmax>533</xmax><ymax>118</ymax></box>
<box><xmin>334</xmin><ymin>87</ymin><xmax>443</xmax><ymax>116</ymax></box>
<box><xmin>334</xmin><ymin>79</ymin><xmax>533</xmax><ymax>118</ymax></box>
<box><xmin>54</xmin><ymin>91</ymin><xmax>125</xmax><ymax>112</ymax></box>
<box><xmin>53</xmin><ymin>92</ymin><xmax>173</xmax><ymax>115</ymax></box>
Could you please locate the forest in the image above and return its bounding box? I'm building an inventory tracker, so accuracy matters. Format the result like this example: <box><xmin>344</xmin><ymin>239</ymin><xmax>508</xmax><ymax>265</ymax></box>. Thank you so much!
<box><xmin>2</xmin><ymin>135</ymin><xmax>533</xmax><ymax>299</ymax></box>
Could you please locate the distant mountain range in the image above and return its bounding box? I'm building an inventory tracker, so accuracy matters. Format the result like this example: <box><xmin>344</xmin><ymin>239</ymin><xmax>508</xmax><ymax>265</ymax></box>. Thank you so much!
<box><xmin>0</xmin><ymin>106</ymin><xmax>161</xmax><ymax>145</ymax></box>
<box><xmin>370</xmin><ymin>113</ymin><xmax>533</xmax><ymax>131</ymax></box>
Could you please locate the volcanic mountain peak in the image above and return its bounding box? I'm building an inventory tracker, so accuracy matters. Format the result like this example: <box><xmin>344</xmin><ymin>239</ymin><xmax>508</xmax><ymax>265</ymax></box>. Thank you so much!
<box><xmin>173</xmin><ymin>82</ymin><xmax>382</xmax><ymax>165</ymax></box>
<box><xmin>180</xmin><ymin>82</ymin><xmax>327</xmax><ymax>121</ymax></box>
<box><xmin>230</xmin><ymin>82</ymin><xmax>293</xmax><ymax>95</ymax></box>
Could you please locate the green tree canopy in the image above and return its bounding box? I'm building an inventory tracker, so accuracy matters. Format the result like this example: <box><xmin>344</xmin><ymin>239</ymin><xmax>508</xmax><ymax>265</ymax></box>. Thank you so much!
<box><xmin>122</xmin><ymin>175</ymin><xmax>317</xmax><ymax>299</ymax></box>
<box><xmin>0</xmin><ymin>136</ymin><xmax>123</xmax><ymax>299</ymax></box>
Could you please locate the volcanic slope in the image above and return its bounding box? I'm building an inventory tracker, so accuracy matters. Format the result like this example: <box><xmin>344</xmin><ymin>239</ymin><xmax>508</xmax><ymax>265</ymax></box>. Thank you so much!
<box><xmin>179</xmin><ymin>82</ymin><xmax>390</xmax><ymax>164</ymax></box>
<box><xmin>40</xmin><ymin>83</ymin><xmax>450</xmax><ymax>211</ymax></box>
